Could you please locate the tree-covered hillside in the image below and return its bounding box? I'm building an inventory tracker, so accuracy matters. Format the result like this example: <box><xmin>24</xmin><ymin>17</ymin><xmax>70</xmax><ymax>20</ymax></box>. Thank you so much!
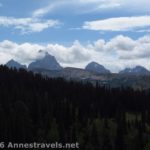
<box><xmin>0</xmin><ymin>65</ymin><xmax>150</xmax><ymax>149</ymax></box>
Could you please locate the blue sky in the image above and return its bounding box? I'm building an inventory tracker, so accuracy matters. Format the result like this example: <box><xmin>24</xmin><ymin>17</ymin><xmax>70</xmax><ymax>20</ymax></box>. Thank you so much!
<box><xmin>0</xmin><ymin>0</ymin><xmax>150</xmax><ymax>72</ymax></box>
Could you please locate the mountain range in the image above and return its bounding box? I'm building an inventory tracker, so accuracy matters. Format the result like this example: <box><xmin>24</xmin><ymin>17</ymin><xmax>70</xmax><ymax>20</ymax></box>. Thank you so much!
<box><xmin>5</xmin><ymin>52</ymin><xmax>150</xmax><ymax>75</ymax></box>
<box><xmin>119</xmin><ymin>66</ymin><xmax>150</xmax><ymax>75</ymax></box>
<box><xmin>5</xmin><ymin>52</ymin><xmax>150</xmax><ymax>89</ymax></box>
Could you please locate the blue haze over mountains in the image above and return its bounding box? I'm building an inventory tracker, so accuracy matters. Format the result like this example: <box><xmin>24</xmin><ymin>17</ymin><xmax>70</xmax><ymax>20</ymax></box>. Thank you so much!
<box><xmin>6</xmin><ymin>59</ymin><xmax>26</xmax><ymax>70</ymax></box>
<box><xmin>5</xmin><ymin>52</ymin><xmax>150</xmax><ymax>89</ymax></box>
<box><xmin>6</xmin><ymin>52</ymin><xmax>150</xmax><ymax>75</ymax></box>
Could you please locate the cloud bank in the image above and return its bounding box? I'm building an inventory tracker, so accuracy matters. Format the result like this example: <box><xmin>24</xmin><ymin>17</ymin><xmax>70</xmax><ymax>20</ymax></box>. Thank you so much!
<box><xmin>83</xmin><ymin>16</ymin><xmax>150</xmax><ymax>32</ymax></box>
<box><xmin>0</xmin><ymin>35</ymin><xmax>150</xmax><ymax>72</ymax></box>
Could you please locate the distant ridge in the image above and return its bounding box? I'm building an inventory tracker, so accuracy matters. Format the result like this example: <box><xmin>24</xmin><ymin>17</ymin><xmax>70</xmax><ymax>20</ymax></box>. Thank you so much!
<box><xmin>6</xmin><ymin>59</ymin><xmax>26</xmax><ymax>69</ymax></box>
<box><xmin>85</xmin><ymin>61</ymin><xmax>111</xmax><ymax>74</ymax></box>
<box><xmin>4</xmin><ymin>54</ymin><xmax>150</xmax><ymax>76</ymax></box>
<box><xmin>119</xmin><ymin>66</ymin><xmax>150</xmax><ymax>75</ymax></box>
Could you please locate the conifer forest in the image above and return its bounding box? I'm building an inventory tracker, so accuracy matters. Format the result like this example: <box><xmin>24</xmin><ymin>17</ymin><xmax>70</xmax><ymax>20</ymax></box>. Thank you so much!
<box><xmin>0</xmin><ymin>66</ymin><xmax>150</xmax><ymax>150</ymax></box>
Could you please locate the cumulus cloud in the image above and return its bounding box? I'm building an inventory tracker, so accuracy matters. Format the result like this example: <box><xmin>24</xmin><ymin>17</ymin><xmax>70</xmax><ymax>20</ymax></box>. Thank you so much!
<box><xmin>0</xmin><ymin>16</ymin><xmax>59</xmax><ymax>34</ymax></box>
<box><xmin>46</xmin><ymin>40</ymin><xmax>91</xmax><ymax>63</ymax></box>
<box><xmin>105</xmin><ymin>35</ymin><xmax>136</xmax><ymax>51</ymax></box>
<box><xmin>83</xmin><ymin>16</ymin><xmax>150</xmax><ymax>32</ymax></box>
<box><xmin>0</xmin><ymin>35</ymin><xmax>150</xmax><ymax>72</ymax></box>
<box><xmin>0</xmin><ymin>40</ymin><xmax>45</xmax><ymax>64</ymax></box>
<box><xmin>0</xmin><ymin>40</ymin><xmax>91</xmax><ymax>67</ymax></box>
<box><xmin>119</xmin><ymin>37</ymin><xmax>150</xmax><ymax>60</ymax></box>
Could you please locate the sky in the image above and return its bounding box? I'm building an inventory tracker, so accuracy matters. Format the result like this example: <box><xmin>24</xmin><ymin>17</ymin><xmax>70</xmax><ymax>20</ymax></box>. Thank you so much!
<box><xmin>0</xmin><ymin>0</ymin><xmax>150</xmax><ymax>72</ymax></box>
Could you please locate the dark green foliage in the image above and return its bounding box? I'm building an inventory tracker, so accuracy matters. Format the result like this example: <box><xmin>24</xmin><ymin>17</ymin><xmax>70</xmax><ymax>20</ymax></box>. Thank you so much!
<box><xmin>0</xmin><ymin>65</ymin><xmax>150</xmax><ymax>149</ymax></box>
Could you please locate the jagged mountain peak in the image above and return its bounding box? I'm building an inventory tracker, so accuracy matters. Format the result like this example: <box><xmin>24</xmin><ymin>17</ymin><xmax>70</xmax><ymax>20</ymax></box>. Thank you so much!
<box><xmin>28</xmin><ymin>52</ymin><xmax>62</xmax><ymax>70</ymax></box>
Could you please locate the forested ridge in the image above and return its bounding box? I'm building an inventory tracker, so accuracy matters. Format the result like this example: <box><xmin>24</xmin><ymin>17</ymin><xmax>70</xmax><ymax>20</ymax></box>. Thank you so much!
<box><xmin>0</xmin><ymin>65</ymin><xmax>150</xmax><ymax>150</ymax></box>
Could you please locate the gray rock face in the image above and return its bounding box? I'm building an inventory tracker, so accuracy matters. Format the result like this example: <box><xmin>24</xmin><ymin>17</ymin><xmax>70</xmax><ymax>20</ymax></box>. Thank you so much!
<box><xmin>28</xmin><ymin>52</ymin><xmax>62</xmax><ymax>70</ymax></box>
<box><xmin>6</xmin><ymin>59</ymin><xmax>26</xmax><ymax>69</ymax></box>
<box><xmin>85</xmin><ymin>62</ymin><xmax>111</xmax><ymax>74</ymax></box>
<box><xmin>119</xmin><ymin>66</ymin><xmax>150</xmax><ymax>75</ymax></box>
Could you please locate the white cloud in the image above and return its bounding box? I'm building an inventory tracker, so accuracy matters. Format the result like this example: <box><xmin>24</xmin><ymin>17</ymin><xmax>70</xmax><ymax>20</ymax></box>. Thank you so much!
<box><xmin>118</xmin><ymin>36</ymin><xmax>150</xmax><ymax>60</ymax></box>
<box><xmin>0</xmin><ymin>40</ymin><xmax>91</xmax><ymax>67</ymax></box>
<box><xmin>32</xmin><ymin>0</ymin><xmax>150</xmax><ymax>17</ymax></box>
<box><xmin>32</xmin><ymin>2</ymin><xmax>60</xmax><ymax>18</ymax></box>
<box><xmin>0</xmin><ymin>35</ymin><xmax>150</xmax><ymax>72</ymax></box>
<box><xmin>0</xmin><ymin>16</ymin><xmax>59</xmax><ymax>34</ymax></box>
<box><xmin>46</xmin><ymin>40</ymin><xmax>91</xmax><ymax>63</ymax></box>
<box><xmin>0</xmin><ymin>40</ymin><xmax>45</xmax><ymax>64</ymax></box>
<box><xmin>32</xmin><ymin>0</ymin><xmax>122</xmax><ymax>17</ymax></box>
<box><xmin>83</xmin><ymin>16</ymin><xmax>150</xmax><ymax>31</ymax></box>
<box><xmin>105</xmin><ymin>35</ymin><xmax>136</xmax><ymax>51</ymax></box>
